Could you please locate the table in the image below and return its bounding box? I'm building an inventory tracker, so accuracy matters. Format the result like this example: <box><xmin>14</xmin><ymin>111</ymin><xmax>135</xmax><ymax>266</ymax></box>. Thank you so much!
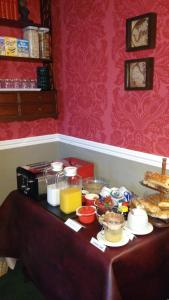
<box><xmin>0</xmin><ymin>190</ymin><xmax>169</xmax><ymax>300</ymax></box>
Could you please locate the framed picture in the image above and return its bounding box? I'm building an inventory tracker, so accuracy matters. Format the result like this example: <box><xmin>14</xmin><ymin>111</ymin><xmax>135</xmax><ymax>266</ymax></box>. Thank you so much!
<box><xmin>124</xmin><ymin>57</ymin><xmax>154</xmax><ymax>90</ymax></box>
<box><xmin>126</xmin><ymin>13</ymin><xmax>157</xmax><ymax>51</ymax></box>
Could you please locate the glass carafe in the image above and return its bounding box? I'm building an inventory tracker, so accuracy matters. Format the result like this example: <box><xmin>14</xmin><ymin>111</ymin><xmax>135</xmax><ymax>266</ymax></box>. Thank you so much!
<box><xmin>60</xmin><ymin>166</ymin><xmax>82</xmax><ymax>214</ymax></box>
<box><xmin>44</xmin><ymin>161</ymin><xmax>63</xmax><ymax>206</ymax></box>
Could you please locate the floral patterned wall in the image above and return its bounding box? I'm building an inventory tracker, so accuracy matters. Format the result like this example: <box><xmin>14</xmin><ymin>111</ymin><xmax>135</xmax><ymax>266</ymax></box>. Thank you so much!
<box><xmin>54</xmin><ymin>0</ymin><xmax>169</xmax><ymax>157</ymax></box>
<box><xmin>1</xmin><ymin>0</ymin><xmax>169</xmax><ymax>158</ymax></box>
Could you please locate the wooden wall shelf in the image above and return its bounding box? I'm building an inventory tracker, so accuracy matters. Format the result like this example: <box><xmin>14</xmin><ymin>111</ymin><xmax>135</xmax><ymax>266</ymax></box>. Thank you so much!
<box><xmin>0</xmin><ymin>90</ymin><xmax>57</xmax><ymax>121</ymax></box>
<box><xmin>0</xmin><ymin>55</ymin><xmax>51</xmax><ymax>63</ymax></box>
<box><xmin>0</xmin><ymin>18</ymin><xmax>40</xmax><ymax>28</ymax></box>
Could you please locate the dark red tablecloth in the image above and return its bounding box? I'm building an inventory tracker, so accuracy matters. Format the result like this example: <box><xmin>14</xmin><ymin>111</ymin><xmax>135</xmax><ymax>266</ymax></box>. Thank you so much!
<box><xmin>0</xmin><ymin>190</ymin><xmax>169</xmax><ymax>300</ymax></box>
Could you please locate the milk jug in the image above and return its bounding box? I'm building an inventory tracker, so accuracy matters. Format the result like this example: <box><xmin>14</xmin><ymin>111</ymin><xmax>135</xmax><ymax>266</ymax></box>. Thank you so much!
<box><xmin>44</xmin><ymin>161</ymin><xmax>63</xmax><ymax>206</ymax></box>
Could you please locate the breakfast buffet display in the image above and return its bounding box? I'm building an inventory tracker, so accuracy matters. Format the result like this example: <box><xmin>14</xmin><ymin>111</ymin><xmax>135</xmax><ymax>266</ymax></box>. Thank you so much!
<box><xmin>16</xmin><ymin>156</ymin><xmax>169</xmax><ymax>248</ymax></box>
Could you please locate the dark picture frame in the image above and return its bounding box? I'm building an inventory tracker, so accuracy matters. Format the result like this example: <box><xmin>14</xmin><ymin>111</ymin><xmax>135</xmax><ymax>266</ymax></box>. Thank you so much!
<box><xmin>124</xmin><ymin>57</ymin><xmax>154</xmax><ymax>90</ymax></box>
<box><xmin>126</xmin><ymin>13</ymin><xmax>157</xmax><ymax>51</ymax></box>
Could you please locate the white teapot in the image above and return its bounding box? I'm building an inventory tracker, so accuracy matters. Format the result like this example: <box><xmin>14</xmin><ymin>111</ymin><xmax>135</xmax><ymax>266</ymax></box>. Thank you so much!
<box><xmin>127</xmin><ymin>207</ymin><xmax>148</xmax><ymax>231</ymax></box>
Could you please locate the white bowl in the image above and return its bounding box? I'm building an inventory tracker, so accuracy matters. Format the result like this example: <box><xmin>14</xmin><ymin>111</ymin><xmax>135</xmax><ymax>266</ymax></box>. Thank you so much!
<box><xmin>127</xmin><ymin>207</ymin><xmax>148</xmax><ymax>231</ymax></box>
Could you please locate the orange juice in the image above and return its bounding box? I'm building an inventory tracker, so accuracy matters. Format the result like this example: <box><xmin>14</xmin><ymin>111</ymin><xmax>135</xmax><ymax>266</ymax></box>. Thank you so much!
<box><xmin>60</xmin><ymin>187</ymin><xmax>82</xmax><ymax>214</ymax></box>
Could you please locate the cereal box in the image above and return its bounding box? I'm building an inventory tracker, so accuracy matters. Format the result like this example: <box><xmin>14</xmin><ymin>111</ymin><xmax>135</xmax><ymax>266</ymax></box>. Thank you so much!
<box><xmin>0</xmin><ymin>37</ymin><xmax>5</xmax><ymax>56</ymax></box>
<box><xmin>4</xmin><ymin>37</ymin><xmax>17</xmax><ymax>56</ymax></box>
<box><xmin>17</xmin><ymin>39</ymin><xmax>29</xmax><ymax>57</ymax></box>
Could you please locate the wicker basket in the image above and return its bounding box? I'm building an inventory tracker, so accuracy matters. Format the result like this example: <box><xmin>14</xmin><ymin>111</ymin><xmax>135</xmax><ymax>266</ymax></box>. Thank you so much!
<box><xmin>0</xmin><ymin>258</ymin><xmax>8</xmax><ymax>277</ymax></box>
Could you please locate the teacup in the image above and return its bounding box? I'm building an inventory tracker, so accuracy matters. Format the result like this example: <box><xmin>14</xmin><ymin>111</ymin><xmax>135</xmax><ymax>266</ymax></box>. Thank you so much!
<box><xmin>127</xmin><ymin>207</ymin><xmax>148</xmax><ymax>231</ymax></box>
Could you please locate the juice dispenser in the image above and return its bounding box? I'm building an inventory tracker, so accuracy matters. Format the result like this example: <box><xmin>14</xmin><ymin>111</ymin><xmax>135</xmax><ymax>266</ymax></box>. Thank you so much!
<box><xmin>60</xmin><ymin>166</ymin><xmax>82</xmax><ymax>214</ymax></box>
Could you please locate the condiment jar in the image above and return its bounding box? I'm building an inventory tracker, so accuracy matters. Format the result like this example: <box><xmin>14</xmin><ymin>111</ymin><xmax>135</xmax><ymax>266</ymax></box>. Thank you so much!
<box><xmin>38</xmin><ymin>27</ymin><xmax>51</xmax><ymax>59</ymax></box>
<box><xmin>44</xmin><ymin>162</ymin><xmax>63</xmax><ymax>206</ymax></box>
<box><xmin>60</xmin><ymin>167</ymin><xmax>82</xmax><ymax>214</ymax></box>
<box><xmin>118</xmin><ymin>202</ymin><xmax>129</xmax><ymax>220</ymax></box>
<box><xmin>23</xmin><ymin>26</ymin><xmax>39</xmax><ymax>58</ymax></box>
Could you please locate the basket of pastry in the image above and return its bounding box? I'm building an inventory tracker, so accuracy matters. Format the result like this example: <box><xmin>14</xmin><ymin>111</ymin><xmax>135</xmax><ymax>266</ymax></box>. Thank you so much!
<box><xmin>132</xmin><ymin>194</ymin><xmax>169</xmax><ymax>227</ymax></box>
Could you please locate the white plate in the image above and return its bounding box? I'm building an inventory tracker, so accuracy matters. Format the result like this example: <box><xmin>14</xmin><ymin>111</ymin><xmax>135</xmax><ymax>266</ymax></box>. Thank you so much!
<box><xmin>97</xmin><ymin>230</ymin><xmax>129</xmax><ymax>247</ymax></box>
<box><xmin>125</xmin><ymin>222</ymin><xmax>153</xmax><ymax>235</ymax></box>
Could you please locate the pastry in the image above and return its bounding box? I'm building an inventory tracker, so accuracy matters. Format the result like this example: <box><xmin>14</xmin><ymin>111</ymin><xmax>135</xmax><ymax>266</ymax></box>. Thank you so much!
<box><xmin>148</xmin><ymin>210</ymin><xmax>169</xmax><ymax>220</ymax></box>
<box><xmin>132</xmin><ymin>194</ymin><xmax>169</xmax><ymax>220</ymax></box>
<box><xmin>158</xmin><ymin>201</ymin><xmax>169</xmax><ymax>209</ymax></box>
<box><xmin>143</xmin><ymin>171</ymin><xmax>169</xmax><ymax>190</ymax></box>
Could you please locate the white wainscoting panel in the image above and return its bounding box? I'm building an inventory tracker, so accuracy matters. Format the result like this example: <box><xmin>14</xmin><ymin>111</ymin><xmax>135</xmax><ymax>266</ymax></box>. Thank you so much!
<box><xmin>0</xmin><ymin>134</ymin><xmax>168</xmax><ymax>169</ymax></box>
<box><xmin>0</xmin><ymin>134</ymin><xmax>59</xmax><ymax>150</ymax></box>
<box><xmin>58</xmin><ymin>134</ymin><xmax>169</xmax><ymax>169</ymax></box>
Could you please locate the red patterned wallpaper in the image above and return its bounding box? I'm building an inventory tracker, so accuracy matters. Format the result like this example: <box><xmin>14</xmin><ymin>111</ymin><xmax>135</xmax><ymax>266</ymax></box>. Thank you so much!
<box><xmin>55</xmin><ymin>0</ymin><xmax>169</xmax><ymax>157</ymax></box>
<box><xmin>1</xmin><ymin>0</ymin><xmax>169</xmax><ymax>158</ymax></box>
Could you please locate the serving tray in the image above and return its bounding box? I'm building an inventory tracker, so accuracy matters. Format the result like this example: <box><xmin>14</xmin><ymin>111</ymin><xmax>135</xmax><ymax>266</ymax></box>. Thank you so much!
<box><xmin>41</xmin><ymin>199</ymin><xmax>76</xmax><ymax>221</ymax></box>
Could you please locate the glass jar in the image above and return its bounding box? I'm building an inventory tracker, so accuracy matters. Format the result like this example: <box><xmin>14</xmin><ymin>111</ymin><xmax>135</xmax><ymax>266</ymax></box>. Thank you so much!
<box><xmin>37</xmin><ymin>66</ymin><xmax>51</xmax><ymax>91</ymax></box>
<box><xmin>4</xmin><ymin>79</ymin><xmax>14</xmax><ymax>88</ymax></box>
<box><xmin>13</xmin><ymin>79</ymin><xmax>22</xmax><ymax>89</ymax></box>
<box><xmin>23</xmin><ymin>26</ymin><xmax>39</xmax><ymax>58</ymax></box>
<box><xmin>60</xmin><ymin>167</ymin><xmax>82</xmax><ymax>214</ymax></box>
<box><xmin>44</xmin><ymin>162</ymin><xmax>63</xmax><ymax>206</ymax></box>
<box><xmin>30</xmin><ymin>79</ymin><xmax>37</xmax><ymax>89</ymax></box>
<box><xmin>118</xmin><ymin>202</ymin><xmax>129</xmax><ymax>220</ymax></box>
<box><xmin>103</xmin><ymin>212</ymin><xmax>124</xmax><ymax>242</ymax></box>
<box><xmin>38</xmin><ymin>27</ymin><xmax>51</xmax><ymax>59</ymax></box>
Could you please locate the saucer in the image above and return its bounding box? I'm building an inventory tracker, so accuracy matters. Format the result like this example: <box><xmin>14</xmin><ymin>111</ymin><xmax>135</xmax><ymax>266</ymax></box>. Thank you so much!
<box><xmin>97</xmin><ymin>230</ymin><xmax>129</xmax><ymax>247</ymax></box>
<box><xmin>125</xmin><ymin>222</ymin><xmax>153</xmax><ymax>235</ymax></box>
